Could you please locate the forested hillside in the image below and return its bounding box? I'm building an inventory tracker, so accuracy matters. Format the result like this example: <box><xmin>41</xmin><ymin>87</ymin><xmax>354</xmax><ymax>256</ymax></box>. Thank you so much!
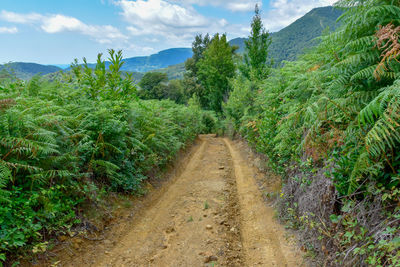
<box><xmin>0</xmin><ymin>63</ymin><xmax>62</xmax><ymax>80</ymax></box>
<box><xmin>230</xmin><ymin>6</ymin><xmax>343</xmax><ymax>64</ymax></box>
<box><xmin>75</xmin><ymin>48</ymin><xmax>193</xmax><ymax>73</ymax></box>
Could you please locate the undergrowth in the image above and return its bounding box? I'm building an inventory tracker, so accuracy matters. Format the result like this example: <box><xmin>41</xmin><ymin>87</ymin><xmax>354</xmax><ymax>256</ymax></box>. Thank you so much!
<box><xmin>224</xmin><ymin>0</ymin><xmax>400</xmax><ymax>266</ymax></box>
<box><xmin>0</xmin><ymin>50</ymin><xmax>216</xmax><ymax>265</ymax></box>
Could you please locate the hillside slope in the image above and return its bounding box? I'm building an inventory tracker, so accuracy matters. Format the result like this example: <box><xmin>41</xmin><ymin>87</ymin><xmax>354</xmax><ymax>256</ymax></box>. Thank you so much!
<box><xmin>230</xmin><ymin>6</ymin><xmax>343</xmax><ymax>64</ymax></box>
<box><xmin>122</xmin><ymin>48</ymin><xmax>193</xmax><ymax>72</ymax></box>
<box><xmin>0</xmin><ymin>62</ymin><xmax>62</xmax><ymax>80</ymax></box>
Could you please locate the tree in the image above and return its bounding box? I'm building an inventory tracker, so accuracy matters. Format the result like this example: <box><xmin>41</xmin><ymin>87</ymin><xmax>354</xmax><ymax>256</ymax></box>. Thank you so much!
<box><xmin>138</xmin><ymin>72</ymin><xmax>168</xmax><ymax>100</ymax></box>
<box><xmin>241</xmin><ymin>4</ymin><xmax>272</xmax><ymax>80</ymax></box>
<box><xmin>164</xmin><ymin>79</ymin><xmax>186</xmax><ymax>104</ymax></box>
<box><xmin>197</xmin><ymin>33</ymin><xmax>237</xmax><ymax>113</ymax></box>
<box><xmin>185</xmin><ymin>34</ymin><xmax>211</xmax><ymax>77</ymax></box>
<box><xmin>71</xmin><ymin>49</ymin><xmax>136</xmax><ymax>100</ymax></box>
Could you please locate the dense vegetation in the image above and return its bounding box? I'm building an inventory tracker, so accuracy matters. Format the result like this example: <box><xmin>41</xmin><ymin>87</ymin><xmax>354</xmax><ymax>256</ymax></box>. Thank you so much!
<box><xmin>224</xmin><ymin>0</ymin><xmax>400</xmax><ymax>266</ymax></box>
<box><xmin>137</xmin><ymin>72</ymin><xmax>190</xmax><ymax>104</ymax></box>
<box><xmin>0</xmin><ymin>50</ymin><xmax>215</xmax><ymax>264</ymax></box>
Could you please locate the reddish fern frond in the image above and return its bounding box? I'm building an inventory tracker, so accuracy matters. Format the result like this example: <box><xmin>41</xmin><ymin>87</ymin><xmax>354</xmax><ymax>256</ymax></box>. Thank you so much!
<box><xmin>374</xmin><ymin>23</ymin><xmax>400</xmax><ymax>80</ymax></box>
<box><xmin>0</xmin><ymin>99</ymin><xmax>16</xmax><ymax>111</ymax></box>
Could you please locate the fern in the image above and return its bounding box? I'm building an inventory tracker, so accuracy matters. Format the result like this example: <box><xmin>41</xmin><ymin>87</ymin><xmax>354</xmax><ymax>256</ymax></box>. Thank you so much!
<box><xmin>0</xmin><ymin>161</ymin><xmax>11</xmax><ymax>203</ymax></box>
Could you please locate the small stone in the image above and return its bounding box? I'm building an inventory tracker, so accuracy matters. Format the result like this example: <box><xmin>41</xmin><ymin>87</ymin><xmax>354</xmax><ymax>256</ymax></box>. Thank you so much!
<box><xmin>58</xmin><ymin>235</ymin><xmax>68</xmax><ymax>242</ymax></box>
<box><xmin>204</xmin><ymin>255</ymin><xmax>218</xmax><ymax>263</ymax></box>
<box><xmin>206</xmin><ymin>225</ymin><xmax>213</xmax><ymax>230</ymax></box>
<box><xmin>219</xmin><ymin>166</ymin><xmax>225</xmax><ymax>170</ymax></box>
<box><xmin>230</xmin><ymin>227</ymin><xmax>235</xmax><ymax>232</ymax></box>
<box><xmin>165</xmin><ymin>226</ymin><xmax>175</xmax><ymax>233</ymax></box>
<box><xmin>74</xmin><ymin>238</ymin><xmax>84</xmax><ymax>244</ymax></box>
<box><xmin>104</xmin><ymin>251</ymin><xmax>110</xmax><ymax>255</ymax></box>
<box><xmin>203</xmin><ymin>214</ymin><xmax>207</xmax><ymax>217</ymax></box>
<box><xmin>72</xmin><ymin>238</ymin><xmax>83</xmax><ymax>249</ymax></box>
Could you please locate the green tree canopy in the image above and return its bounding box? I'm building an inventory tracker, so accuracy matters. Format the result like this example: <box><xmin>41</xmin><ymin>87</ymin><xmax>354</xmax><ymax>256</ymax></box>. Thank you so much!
<box><xmin>138</xmin><ymin>72</ymin><xmax>168</xmax><ymax>100</ymax></box>
<box><xmin>197</xmin><ymin>33</ymin><xmax>237</xmax><ymax>113</ymax></box>
<box><xmin>185</xmin><ymin>34</ymin><xmax>211</xmax><ymax>77</ymax></box>
<box><xmin>241</xmin><ymin>4</ymin><xmax>272</xmax><ymax>80</ymax></box>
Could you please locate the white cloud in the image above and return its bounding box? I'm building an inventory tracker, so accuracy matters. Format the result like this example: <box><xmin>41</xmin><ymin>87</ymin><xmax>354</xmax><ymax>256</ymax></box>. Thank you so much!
<box><xmin>118</xmin><ymin>0</ymin><xmax>224</xmax><ymax>46</ymax></box>
<box><xmin>263</xmin><ymin>0</ymin><xmax>338</xmax><ymax>32</ymax></box>
<box><xmin>0</xmin><ymin>26</ymin><xmax>18</xmax><ymax>34</ymax></box>
<box><xmin>118</xmin><ymin>0</ymin><xmax>208</xmax><ymax>31</ymax></box>
<box><xmin>227</xmin><ymin>3</ymin><xmax>259</xmax><ymax>12</ymax></box>
<box><xmin>0</xmin><ymin>10</ymin><xmax>43</xmax><ymax>24</ymax></box>
<box><xmin>41</xmin><ymin>14</ymin><xmax>127</xmax><ymax>44</ymax></box>
<box><xmin>171</xmin><ymin>0</ymin><xmax>261</xmax><ymax>12</ymax></box>
<box><xmin>0</xmin><ymin>10</ymin><xmax>127</xmax><ymax>44</ymax></box>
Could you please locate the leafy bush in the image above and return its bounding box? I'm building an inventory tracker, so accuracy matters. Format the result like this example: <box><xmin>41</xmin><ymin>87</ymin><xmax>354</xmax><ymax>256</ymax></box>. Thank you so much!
<box><xmin>0</xmin><ymin>51</ymin><xmax>211</xmax><ymax>263</ymax></box>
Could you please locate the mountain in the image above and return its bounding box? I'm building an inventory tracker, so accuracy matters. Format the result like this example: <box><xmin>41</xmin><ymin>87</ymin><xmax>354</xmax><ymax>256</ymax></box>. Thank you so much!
<box><xmin>229</xmin><ymin>6</ymin><xmax>343</xmax><ymax>64</ymax></box>
<box><xmin>0</xmin><ymin>62</ymin><xmax>62</xmax><ymax>80</ymax></box>
<box><xmin>229</xmin><ymin>37</ymin><xmax>247</xmax><ymax>54</ymax></box>
<box><xmin>73</xmin><ymin>48</ymin><xmax>192</xmax><ymax>73</ymax></box>
<box><xmin>122</xmin><ymin>48</ymin><xmax>192</xmax><ymax>72</ymax></box>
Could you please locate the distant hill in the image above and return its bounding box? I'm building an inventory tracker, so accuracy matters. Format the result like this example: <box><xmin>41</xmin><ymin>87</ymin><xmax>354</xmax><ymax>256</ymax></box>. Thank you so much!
<box><xmin>229</xmin><ymin>37</ymin><xmax>247</xmax><ymax>54</ymax></box>
<box><xmin>122</xmin><ymin>48</ymin><xmax>192</xmax><ymax>72</ymax></box>
<box><xmin>156</xmin><ymin>63</ymin><xmax>186</xmax><ymax>80</ymax></box>
<box><xmin>0</xmin><ymin>62</ymin><xmax>62</xmax><ymax>80</ymax></box>
<box><xmin>82</xmin><ymin>48</ymin><xmax>193</xmax><ymax>73</ymax></box>
<box><xmin>229</xmin><ymin>6</ymin><xmax>343</xmax><ymax>64</ymax></box>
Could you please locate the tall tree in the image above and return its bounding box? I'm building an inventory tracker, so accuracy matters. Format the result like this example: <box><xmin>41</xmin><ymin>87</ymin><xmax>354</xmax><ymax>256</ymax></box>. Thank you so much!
<box><xmin>197</xmin><ymin>33</ymin><xmax>237</xmax><ymax>113</ymax></box>
<box><xmin>185</xmin><ymin>34</ymin><xmax>211</xmax><ymax>77</ymax></box>
<box><xmin>242</xmin><ymin>4</ymin><xmax>272</xmax><ymax>80</ymax></box>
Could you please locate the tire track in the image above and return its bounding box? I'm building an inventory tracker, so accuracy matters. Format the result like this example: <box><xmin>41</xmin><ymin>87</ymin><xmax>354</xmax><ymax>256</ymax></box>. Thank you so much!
<box><xmin>224</xmin><ymin>138</ymin><xmax>303</xmax><ymax>267</ymax></box>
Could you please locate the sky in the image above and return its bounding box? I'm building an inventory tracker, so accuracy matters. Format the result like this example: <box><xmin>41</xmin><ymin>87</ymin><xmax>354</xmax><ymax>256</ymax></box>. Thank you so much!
<box><xmin>0</xmin><ymin>0</ymin><xmax>336</xmax><ymax>65</ymax></box>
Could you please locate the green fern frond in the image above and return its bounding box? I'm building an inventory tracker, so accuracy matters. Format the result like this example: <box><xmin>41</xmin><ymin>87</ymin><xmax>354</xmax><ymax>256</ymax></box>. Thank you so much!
<box><xmin>350</xmin><ymin>65</ymin><xmax>377</xmax><ymax>81</ymax></box>
<box><xmin>336</xmin><ymin>51</ymin><xmax>379</xmax><ymax>67</ymax></box>
<box><xmin>0</xmin><ymin>161</ymin><xmax>11</xmax><ymax>203</ymax></box>
<box><xmin>365</xmin><ymin>5</ymin><xmax>400</xmax><ymax>19</ymax></box>
<box><xmin>365</xmin><ymin>100</ymin><xmax>400</xmax><ymax>158</ymax></box>
<box><xmin>344</xmin><ymin>35</ymin><xmax>375</xmax><ymax>51</ymax></box>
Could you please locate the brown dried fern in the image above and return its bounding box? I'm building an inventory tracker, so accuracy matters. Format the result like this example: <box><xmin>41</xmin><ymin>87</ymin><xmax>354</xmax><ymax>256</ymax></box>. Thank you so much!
<box><xmin>374</xmin><ymin>23</ymin><xmax>400</xmax><ymax>80</ymax></box>
<box><xmin>0</xmin><ymin>99</ymin><xmax>16</xmax><ymax>111</ymax></box>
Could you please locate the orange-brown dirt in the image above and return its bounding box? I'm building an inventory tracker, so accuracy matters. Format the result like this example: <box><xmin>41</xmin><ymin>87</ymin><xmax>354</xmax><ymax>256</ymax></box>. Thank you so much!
<box><xmin>38</xmin><ymin>135</ymin><xmax>305</xmax><ymax>267</ymax></box>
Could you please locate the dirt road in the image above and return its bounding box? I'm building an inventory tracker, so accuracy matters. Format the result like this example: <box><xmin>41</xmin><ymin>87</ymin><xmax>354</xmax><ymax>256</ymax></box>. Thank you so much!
<box><xmin>55</xmin><ymin>135</ymin><xmax>304</xmax><ymax>267</ymax></box>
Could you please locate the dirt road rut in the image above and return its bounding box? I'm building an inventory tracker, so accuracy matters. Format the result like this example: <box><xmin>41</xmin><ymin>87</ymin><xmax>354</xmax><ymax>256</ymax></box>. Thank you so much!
<box><xmin>59</xmin><ymin>135</ymin><xmax>304</xmax><ymax>267</ymax></box>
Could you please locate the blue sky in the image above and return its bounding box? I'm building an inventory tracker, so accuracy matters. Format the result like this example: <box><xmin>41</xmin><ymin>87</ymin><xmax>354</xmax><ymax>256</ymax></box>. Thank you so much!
<box><xmin>0</xmin><ymin>0</ymin><xmax>336</xmax><ymax>65</ymax></box>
